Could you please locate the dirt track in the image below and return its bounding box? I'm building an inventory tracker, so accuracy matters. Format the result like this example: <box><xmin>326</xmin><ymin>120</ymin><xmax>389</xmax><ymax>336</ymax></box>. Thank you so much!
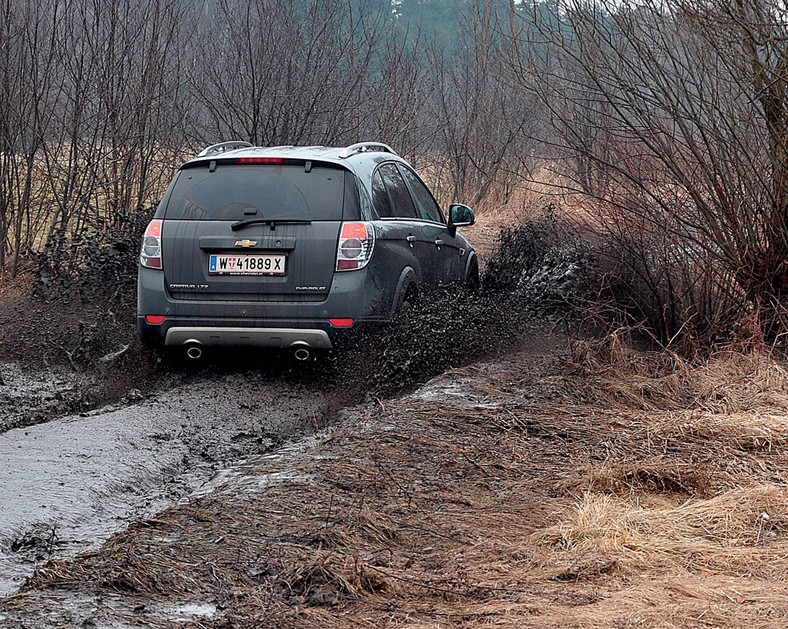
<box><xmin>5</xmin><ymin>328</ymin><xmax>788</xmax><ymax>628</ymax></box>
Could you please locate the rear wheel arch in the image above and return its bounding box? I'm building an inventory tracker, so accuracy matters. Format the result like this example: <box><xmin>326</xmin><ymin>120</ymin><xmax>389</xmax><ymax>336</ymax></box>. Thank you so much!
<box><xmin>391</xmin><ymin>266</ymin><xmax>419</xmax><ymax>318</ymax></box>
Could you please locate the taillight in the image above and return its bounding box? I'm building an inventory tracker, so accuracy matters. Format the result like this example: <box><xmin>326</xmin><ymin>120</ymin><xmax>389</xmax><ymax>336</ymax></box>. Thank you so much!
<box><xmin>140</xmin><ymin>219</ymin><xmax>163</xmax><ymax>269</ymax></box>
<box><xmin>336</xmin><ymin>222</ymin><xmax>374</xmax><ymax>271</ymax></box>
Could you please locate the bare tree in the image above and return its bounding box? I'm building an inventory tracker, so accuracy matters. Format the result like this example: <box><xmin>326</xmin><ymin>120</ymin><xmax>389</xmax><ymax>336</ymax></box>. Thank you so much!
<box><xmin>188</xmin><ymin>0</ymin><xmax>403</xmax><ymax>147</ymax></box>
<box><xmin>429</xmin><ymin>3</ymin><xmax>538</xmax><ymax>208</ymax></box>
<box><xmin>0</xmin><ymin>0</ymin><xmax>60</xmax><ymax>277</ymax></box>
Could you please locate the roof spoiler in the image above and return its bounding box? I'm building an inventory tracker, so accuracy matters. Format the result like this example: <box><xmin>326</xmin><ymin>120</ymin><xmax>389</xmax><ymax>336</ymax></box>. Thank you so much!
<box><xmin>338</xmin><ymin>142</ymin><xmax>397</xmax><ymax>159</ymax></box>
<box><xmin>197</xmin><ymin>141</ymin><xmax>253</xmax><ymax>158</ymax></box>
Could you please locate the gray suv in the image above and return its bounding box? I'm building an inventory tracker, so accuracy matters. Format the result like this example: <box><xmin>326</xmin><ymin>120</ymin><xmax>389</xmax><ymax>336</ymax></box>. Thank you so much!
<box><xmin>137</xmin><ymin>141</ymin><xmax>477</xmax><ymax>359</ymax></box>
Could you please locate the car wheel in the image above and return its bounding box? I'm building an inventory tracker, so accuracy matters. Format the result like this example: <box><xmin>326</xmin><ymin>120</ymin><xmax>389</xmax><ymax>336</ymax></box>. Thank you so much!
<box><xmin>394</xmin><ymin>284</ymin><xmax>419</xmax><ymax>322</ymax></box>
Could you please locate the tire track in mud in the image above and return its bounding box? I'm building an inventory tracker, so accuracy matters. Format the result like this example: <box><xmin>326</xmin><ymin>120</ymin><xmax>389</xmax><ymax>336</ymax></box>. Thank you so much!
<box><xmin>0</xmin><ymin>367</ymin><xmax>331</xmax><ymax>596</ymax></box>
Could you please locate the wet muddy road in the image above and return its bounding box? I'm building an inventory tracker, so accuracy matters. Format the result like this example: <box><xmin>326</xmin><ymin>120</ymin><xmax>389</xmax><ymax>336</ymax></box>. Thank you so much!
<box><xmin>0</xmin><ymin>361</ymin><xmax>335</xmax><ymax>596</ymax></box>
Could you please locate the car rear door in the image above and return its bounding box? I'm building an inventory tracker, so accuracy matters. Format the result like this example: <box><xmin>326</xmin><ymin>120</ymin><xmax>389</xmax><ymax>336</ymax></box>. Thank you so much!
<box><xmin>159</xmin><ymin>160</ymin><xmax>355</xmax><ymax>302</ymax></box>
<box><xmin>371</xmin><ymin>162</ymin><xmax>444</xmax><ymax>287</ymax></box>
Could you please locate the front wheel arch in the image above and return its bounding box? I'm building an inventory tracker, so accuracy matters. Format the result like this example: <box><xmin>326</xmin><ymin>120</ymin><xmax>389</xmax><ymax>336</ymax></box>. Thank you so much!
<box><xmin>464</xmin><ymin>254</ymin><xmax>480</xmax><ymax>292</ymax></box>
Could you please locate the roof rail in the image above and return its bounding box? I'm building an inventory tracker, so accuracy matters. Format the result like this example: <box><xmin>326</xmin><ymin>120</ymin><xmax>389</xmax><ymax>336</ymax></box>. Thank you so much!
<box><xmin>338</xmin><ymin>142</ymin><xmax>397</xmax><ymax>159</ymax></box>
<box><xmin>197</xmin><ymin>141</ymin><xmax>253</xmax><ymax>158</ymax></box>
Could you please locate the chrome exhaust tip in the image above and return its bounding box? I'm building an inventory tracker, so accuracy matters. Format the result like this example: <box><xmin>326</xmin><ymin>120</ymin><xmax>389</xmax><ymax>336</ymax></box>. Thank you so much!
<box><xmin>293</xmin><ymin>347</ymin><xmax>310</xmax><ymax>361</ymax></box>
<box><xmin>185</xmin><ymin>343</ymin><xmax>203</xmax><ymax>360</ymax></box>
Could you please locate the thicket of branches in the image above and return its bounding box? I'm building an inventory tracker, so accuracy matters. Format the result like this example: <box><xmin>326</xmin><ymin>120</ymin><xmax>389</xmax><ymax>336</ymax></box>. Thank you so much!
<box><xmin>0</xmin><ymin>0</ymin><xmax>530</xmax><ymax>284</ymax></box>
<box><xmin>5</xmin><ymin>0</ymin><xmax>788</xmax><ymax>348</ymax></box>
<box><xmin>504</xmin><ymin>0</ymin><xmax>788</xmax><ymax>346</ymax></box>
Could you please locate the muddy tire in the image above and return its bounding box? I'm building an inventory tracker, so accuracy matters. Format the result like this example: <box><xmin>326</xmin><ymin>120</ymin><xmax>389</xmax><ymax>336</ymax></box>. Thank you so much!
<box><xmin>395</xmin><ymin>284</ymin><xmax>420</xmax><ymax>322</ymax></box>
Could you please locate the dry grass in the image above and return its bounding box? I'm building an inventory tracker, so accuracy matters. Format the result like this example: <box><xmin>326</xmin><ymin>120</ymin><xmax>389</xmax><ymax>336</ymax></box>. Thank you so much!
<box><xmin>9</xmin><ymin>332</ymin><xmax>788</xmax><ymax>627</ymax></box>
<box><xmin>568</xmin><ymin>329</ymin><xmax>788</xmax><ymax>413</ymax></box>
<box><xmin>539</xmin><ymin>486</ymin><xmax>788</xmax><ymax>574</ymax></box>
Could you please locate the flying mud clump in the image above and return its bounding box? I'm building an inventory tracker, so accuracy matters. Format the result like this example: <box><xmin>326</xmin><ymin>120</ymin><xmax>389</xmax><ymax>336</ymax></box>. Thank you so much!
<box><xmin>343</xmin><ymin>216</ymin><xmax>597</xmax><ymax>396</ymax></box>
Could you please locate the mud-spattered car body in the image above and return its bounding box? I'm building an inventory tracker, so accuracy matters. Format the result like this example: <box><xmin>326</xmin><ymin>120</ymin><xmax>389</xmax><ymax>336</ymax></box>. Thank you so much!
<box><xmin>137</xmin><ymin>141</ymin><xmax>477</xmax><ymax>359</ymax></box>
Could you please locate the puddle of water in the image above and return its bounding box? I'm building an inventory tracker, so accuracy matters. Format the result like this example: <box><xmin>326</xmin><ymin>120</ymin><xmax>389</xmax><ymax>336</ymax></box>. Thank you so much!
<box><xmin>0</xmin><ymin>592</ymin><xmax>219</xmax><ymax>628</ymax></box>
<box><xmin>151</xmin><ymin>600</ymin><xmax>218</xmax><ymax>622</ymax></box>
<box><xmin>0</xmin><ymin>373</ymin><xmax>327</xmax><ymax>598</ymax></box>
<box><xmin>185</xmin><ymin>435</ymin><xmax>323</xmax><ymax>500</ymax></box>
<box><xmin>412</xmin><ymin>378</ymin><xmax>500</xmax><ymax>408</ymax></box>
<box><xmin>0</xmin><ymin>405</ymin><xmax>193</xmax><ymax>595</ymax></box>
<box><xmin>413</xmin><ymin>380</ymin><xmax>468</xmax><ymax>401</ymax></box>
<box><xmin>184</xmin><ymin>465</ymin><xmax>311</xmax><ymax>501</ymax></box>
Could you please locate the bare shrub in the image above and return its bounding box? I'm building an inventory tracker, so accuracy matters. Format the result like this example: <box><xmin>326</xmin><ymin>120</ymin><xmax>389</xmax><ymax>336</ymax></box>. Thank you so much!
<box><xmin>590</xmin><ymin>214</ymin><xmax>746</xmax><ymax>348</ymax></box>
<box><xmin>498</xmin><ymin>0</ymin><xmax>788</xmax><ymax>346</ymax></box>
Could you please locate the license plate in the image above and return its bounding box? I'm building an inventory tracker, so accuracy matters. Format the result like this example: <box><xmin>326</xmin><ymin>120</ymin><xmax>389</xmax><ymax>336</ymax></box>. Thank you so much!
<box><xmin>208</xmin><ymin>254</ymin><xmax>286</xmax><ymax>275</ymax></box>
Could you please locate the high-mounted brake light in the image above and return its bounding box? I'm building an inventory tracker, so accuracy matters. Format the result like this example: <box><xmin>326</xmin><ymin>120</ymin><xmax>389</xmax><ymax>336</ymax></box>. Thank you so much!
<box><xmin>235</xmin><ymin>157</ymin><xmax>286</xmax><ymax>164</ymax></box>
<box><xmin>336</xmin><ymin>221</ymin><xmax>374</xmax><ymax>271</ymax></box>
<box><xmin>140</xmin><ymin>219</ymin><xmax>163</xmax><ymax>269</ymax></box>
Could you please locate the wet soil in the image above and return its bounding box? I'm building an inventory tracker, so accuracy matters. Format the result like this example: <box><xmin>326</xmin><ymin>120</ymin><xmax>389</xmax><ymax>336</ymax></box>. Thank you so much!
<box><xmin>7</xmin><ymin>331</ymin><xmax>788</xmax><ymax>628</ymax></box>
<box><xmin>0</xmin><ymin>364</ymin><xmax>93</xmax><ymax>434</ymax></box>
<box><xmin>0</xmin><ymin>363</ymin><xmax>332</xmax><ymax>596</ymax></box>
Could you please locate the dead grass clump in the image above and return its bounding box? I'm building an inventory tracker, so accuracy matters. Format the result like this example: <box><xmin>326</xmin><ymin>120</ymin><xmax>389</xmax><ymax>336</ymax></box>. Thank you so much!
<box><xmin>583</xmin><ymin>461</ymin><xmax>716</xmax><ymax>498</ymax></box>
<box><xmin>568</xmin><ymin>330</ymin><xmax>694</xmax><ymax>411</ymax></box>
<box><xmin>276</xmin><ymin>550</ymin><xmax>387</xmax><ymax>607</ymax></box>
<box><xmin>651</xmin><ymin>410</ymin><xmax>788</xmax><ymax>456</ymax></box>
<box><xmin>692</xmin><ymin>351</ymin><xmax>788</xmax><ymax>414</ymax></box>
<box><xmin>31</xmin><ymin>545</ymin><xmax>197</xmax><ymax>597</ymax></box>
<box><xmin>569</xmin><ymin>330</ymin><xmax>788</xmax><ymax>414</ymax></box>
<box><xmin>537</xmin><ymin>484</ymin><xmax>788</xmax><ymax>577</ymax></box>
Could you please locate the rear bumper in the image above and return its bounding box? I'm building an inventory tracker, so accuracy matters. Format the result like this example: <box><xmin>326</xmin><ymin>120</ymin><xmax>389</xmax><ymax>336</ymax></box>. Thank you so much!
<box><xmin>137</xmin><ymin>265</ymin><xmax>391</xmax><ymax>349</ymax></box>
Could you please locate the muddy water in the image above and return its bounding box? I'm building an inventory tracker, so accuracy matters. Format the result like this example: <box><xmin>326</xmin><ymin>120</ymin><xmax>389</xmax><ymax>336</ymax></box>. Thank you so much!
<box><xmin>0</xmin><ymin>366</ymin><xmax>329</xmax><ymax>596</ymax></box>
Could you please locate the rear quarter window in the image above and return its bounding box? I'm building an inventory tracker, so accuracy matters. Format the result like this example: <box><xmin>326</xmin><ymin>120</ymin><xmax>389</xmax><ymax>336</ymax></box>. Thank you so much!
<box><xmin>163</xmin><ymin>163</ymin><xmax>349</xmax><ymax>221</ymax></box>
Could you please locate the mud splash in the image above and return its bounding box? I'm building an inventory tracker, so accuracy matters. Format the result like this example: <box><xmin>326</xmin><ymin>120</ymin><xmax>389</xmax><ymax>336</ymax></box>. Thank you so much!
<box><xmin>0</xmin><ymin>364</ymin><xmax>95</xmax><ymax>434</ymax></box>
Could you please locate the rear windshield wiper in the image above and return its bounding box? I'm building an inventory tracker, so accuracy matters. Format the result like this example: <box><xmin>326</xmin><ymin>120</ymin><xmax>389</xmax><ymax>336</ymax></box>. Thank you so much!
<box><xmin>231</xmin><ymin>218</ymin><xmax>313</xmax><ymax>231</ymax></box>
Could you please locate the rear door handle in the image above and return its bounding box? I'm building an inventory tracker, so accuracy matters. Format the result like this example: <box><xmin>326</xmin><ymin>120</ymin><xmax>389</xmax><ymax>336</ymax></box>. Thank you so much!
<box><xmin>434</xmin><ymin>239</ymin><xmax>444</xmax><ymax>249</ymax></box>
<box><xmin>406</xmin><ymin>235</ymin><xmax>416</xmax><ymax>247</ymax></box>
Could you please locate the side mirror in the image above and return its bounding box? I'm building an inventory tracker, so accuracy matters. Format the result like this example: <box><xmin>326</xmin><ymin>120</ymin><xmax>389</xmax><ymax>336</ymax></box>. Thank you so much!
<box><xmin>449</xmin><ymin>203</ymin><xmax>475</xmax><ymax>227</ymax></box>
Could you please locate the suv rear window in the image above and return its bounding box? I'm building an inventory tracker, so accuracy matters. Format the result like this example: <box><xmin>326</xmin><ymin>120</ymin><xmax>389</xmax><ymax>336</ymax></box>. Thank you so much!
<box><xmin>164</xmin><ymin>163</ymin><xmax>349</xmax><ymax>221</ymax></box>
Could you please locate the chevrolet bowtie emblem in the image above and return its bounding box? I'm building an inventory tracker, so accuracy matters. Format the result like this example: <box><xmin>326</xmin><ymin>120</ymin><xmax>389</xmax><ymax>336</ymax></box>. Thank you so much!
<box><xmin>235</xmin><ymin>240</ymin><xmax>257</xmax><ymax>248</ymax></box>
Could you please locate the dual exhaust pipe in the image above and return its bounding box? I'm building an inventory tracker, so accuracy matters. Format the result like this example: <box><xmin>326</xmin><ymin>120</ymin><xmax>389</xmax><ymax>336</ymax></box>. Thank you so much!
<box><xmin>182</xmin><ymin>342</ymin><xmax>311</xmax><ymax>362</ymax></box>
